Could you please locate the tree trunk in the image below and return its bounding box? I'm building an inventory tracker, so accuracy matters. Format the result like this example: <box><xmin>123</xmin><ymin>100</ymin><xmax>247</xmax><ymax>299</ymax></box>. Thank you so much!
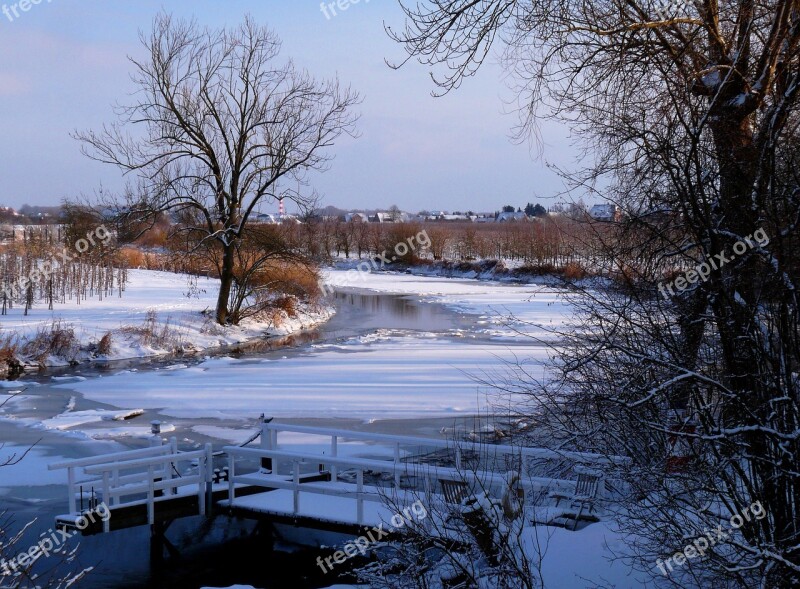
<box><xmin>215</xmin><ymin>242</ymin><xmax>236</xmax><ymax>325</ymax></box>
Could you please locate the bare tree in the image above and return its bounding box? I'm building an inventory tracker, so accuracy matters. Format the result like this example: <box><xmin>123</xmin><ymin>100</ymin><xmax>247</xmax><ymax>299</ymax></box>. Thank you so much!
<box><xmin>77</xmin><ymin>13</ymin><xmax>360</xmax><ymax>324</ymax></box>
<box><xmin>391</xmin><ymin>0</ymin><xmax>800</xmax><ymax>585</ymax></box>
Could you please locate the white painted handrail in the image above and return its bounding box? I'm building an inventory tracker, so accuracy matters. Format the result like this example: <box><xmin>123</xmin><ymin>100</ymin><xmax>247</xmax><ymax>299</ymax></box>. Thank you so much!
<box><xmin>258</xmin><ymin>422</ymin><xmax>630</xmax><ymax>466</ymax></box>
<box><xmin>50</xmin><ymin>439</ymin><xmax>213</xmax><ymax>531</ymax></box>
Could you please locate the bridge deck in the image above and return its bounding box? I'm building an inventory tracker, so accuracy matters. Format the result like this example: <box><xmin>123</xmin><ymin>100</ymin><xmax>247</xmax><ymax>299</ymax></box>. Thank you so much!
<box><xmin>219</xmin><ymin>482</ymin><xmax>428</xmax><ymax>530</ymax></box>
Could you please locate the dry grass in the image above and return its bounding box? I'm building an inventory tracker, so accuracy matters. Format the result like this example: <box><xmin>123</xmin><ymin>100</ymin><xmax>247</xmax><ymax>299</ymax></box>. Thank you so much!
<box><xmin>199</xmin><ymin>314</ymin><xmax>226</xmax><ymax>336</ymax></box>
<box><xmin>118</xmin><ymin>247</ymin><xmax>147</xmax><ymax>268</ymax></box>
<box><xmin>119</xmin><ymin>310</ymin><xmax>182</xmax><ymax>350</ymax></box>
<box><xmin>96</xmin><ymin>332</ymin><xmax>113</xmax><ymax>356</ymax></box>
<box><xmin>22</xmin><ymin>321</ymin><xmax>79</xmax><ymax>365</ymax></box>
<box><xmin>0</xmin><ymin>334</ymin><xmax>18</xmax><ymax>363</ymax></box>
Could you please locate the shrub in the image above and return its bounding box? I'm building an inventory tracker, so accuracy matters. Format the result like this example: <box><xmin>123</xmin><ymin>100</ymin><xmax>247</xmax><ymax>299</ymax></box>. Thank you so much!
<box><xmin>22</xmin><ymin>321</ymin><xmax>79</xmax><ymax>365</ymax></box>
<box><xmin>118</xmin><ymin>247</ymin><xmax>146</xmax><ymax>268</ymax></box>
<box><xmin>563</xmin><ymin>261</ymin><xmax>587</xmax><ymax>280</ymax></box>
<box><xmin>273</xmin><ymin>295</ymin><xmax>298</xmax><ymax>318</ymax></box>
<box><xmin>251</xmin><ymin>260</ymin><xmax>322</xmax><ymax>299</ymax></box>
<box><xmin>97</xmin><ymin>332</ymin><xmax>113</xmax><ymax>356</ymax></box>
<box><xmin>119</xmin><ymin>310</ymin><xmax>182</xmax><ymax>351</ymax></box>
<box><xmin>0</xmin><ymin>334</ymin><xmax>18</xmax><ymax>362</ymax></box>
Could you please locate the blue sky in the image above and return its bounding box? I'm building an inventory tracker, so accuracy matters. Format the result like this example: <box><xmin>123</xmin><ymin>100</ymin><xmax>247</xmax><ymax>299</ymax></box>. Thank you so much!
<box><xmin>0</xmin><ymin>0</ymin><xmax>577</xmax><ymax>213</ymax></box>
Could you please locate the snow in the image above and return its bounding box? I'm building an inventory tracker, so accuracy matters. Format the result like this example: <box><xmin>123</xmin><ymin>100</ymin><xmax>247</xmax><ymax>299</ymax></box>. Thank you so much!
<box><xmin>220</xmin><ymin>484</ymin><xmax>418</xmax><ymax>528</ymax></box>
<box><xmin>0</xmin><ymin>268</ymin><xmax>648</xmax><ymax>588</ymax></box>
<box><xmin>0</xmin><ymin>445</ymin><xmax>85</xmax><ymax>487</ymax></box>
<box><xmin>87</xmin><ymin>424</ymin><xmax>175</xmax><ymax>440</ymax></box>
<box><xmin>0</xmin><ymin>269</ymin><xmax>333</xmax><ymax>365</ymax></box>
<box><xmin>39</xmin><ymin>408</ymin><xmax>145</xmax><ymax>431</ymax></box>
<box><xmin>55</xmin><ymin>332</ymin><xmax>549</xmax><ymax>419</ymax></box>
<box><xmin>535</xmin><ymin>521</ymin><xmax>647</xmax><ymax>588</ymax></box>
<box><xmin>220</xmin><ymin>484</ymin><xmax>645</xmax><ymax>588</ymax></box>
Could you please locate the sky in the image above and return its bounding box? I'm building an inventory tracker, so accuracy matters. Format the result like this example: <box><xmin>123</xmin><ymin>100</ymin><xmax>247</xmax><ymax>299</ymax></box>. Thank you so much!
<box><xmin>0</xmin><ymin>0</ymin><xmax>579</xmax><ymax>214</ymax></box>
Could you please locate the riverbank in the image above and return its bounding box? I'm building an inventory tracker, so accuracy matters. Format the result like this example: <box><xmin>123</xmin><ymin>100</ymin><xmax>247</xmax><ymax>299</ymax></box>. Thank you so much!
<box><xmin>0</xmin><ymin>269</ymin><xmax>334</xmax><ymax>373</ymax></box>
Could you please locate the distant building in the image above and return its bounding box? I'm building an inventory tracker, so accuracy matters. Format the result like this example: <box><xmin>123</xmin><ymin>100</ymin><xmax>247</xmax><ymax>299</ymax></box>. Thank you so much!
<box><xmin>253</xmin><ymin>213</ymin><xmax>279</xmax><ymax>224</ymax></box>
<box><xmin>589</xmin><ymin>204</ymin><xmax>620</xmax><ymax>222</ymax></box>
<box><xmin>344</xmin><ymin>212</ymin><xmax>368</xmax><ymax>223</ymax></box>
<box><xmin>496</xmin><ymin>211</ymin><xmax>529</xmax><ymax>222</ymax></box>
<box><xmin>253</xmin><ymin>213</ymin><xmax>301</xmax><ymax>225</ymax></box>
<box><xmin>369</xmin><ymin>211</ymin><xmax>413</xmax><ymax>223</ymax></box>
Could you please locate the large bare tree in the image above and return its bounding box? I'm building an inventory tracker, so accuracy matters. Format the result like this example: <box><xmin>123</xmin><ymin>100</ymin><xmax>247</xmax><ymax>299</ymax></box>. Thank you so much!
<box><xmin>78</xmin><ymin>13</ymin><xmax>359</xmax><ymax>324</ymax></box>
<box><xmin>391</xmin><ymin>1</ymin><xmax>800</xmax><ymax>586</ymax></box>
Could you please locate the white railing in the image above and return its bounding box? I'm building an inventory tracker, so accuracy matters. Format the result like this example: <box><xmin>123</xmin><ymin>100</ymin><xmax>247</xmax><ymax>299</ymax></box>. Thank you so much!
<box><xmin>255</xmin><ymin>422</ymin><xmax>630</xmax><ymax>471</ymax></box>
<box><xmin>49</xmin><ymin>438</ymin><xmax>213</xmax><ymax>532</ymax></box>
<box><xmin>222</xmin><ymin>422</ymin><xmax>629</xmax><ymax>526</ymax></box>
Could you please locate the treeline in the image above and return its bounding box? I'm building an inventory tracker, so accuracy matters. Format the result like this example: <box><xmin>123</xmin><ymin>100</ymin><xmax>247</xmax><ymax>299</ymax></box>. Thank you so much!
<box><xmin>121</xmin><ymin>215</ymin><xmax>622</xmax><ymax>278</ymax></box>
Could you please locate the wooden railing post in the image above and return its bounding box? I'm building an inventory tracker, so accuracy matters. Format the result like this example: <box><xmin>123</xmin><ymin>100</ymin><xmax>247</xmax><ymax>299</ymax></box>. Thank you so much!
<box><xmin>204</xmin><ymin>443</ymin><xmax>213</xmax><ymax>516</ymax></box>
<box><xmin>260</xmin><ymin>416</ymin><xmax>274</xmax><ymax>472</ymax></box>
<box><xmin>147</xmin><ymin>465</ymin><xmax>155</xmax><ymax>525</ymax></box>
<box><xmin>197</xmin><ymin>449</ymin><xmax>206</xmax><ymax>516</ymax></box>
<box><xmin>228</xmin><ymin>454</ymin><xmax>236</xmax><ymax>504</ymax></box>
<box><xmin>150</xmin><ymin>421</ymin><xmax>162</xmax><ymax>447</ymax></box>
<box><xmin>102</xmin><ymin>471</ymin><xmax>111</xmax><ymax>507</ymax></box>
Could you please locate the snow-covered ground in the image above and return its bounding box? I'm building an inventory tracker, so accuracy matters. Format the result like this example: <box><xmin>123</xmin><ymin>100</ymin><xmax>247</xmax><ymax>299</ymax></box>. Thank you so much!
<box><xmin>0</xmin><ymin>269</ymin><xmax>333</xmax><ymax>366</ymax></box>
<box><xmin>52</xmin><ymin>332</ymin><xmax>548</xmax><ymax>419</ymax></box>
